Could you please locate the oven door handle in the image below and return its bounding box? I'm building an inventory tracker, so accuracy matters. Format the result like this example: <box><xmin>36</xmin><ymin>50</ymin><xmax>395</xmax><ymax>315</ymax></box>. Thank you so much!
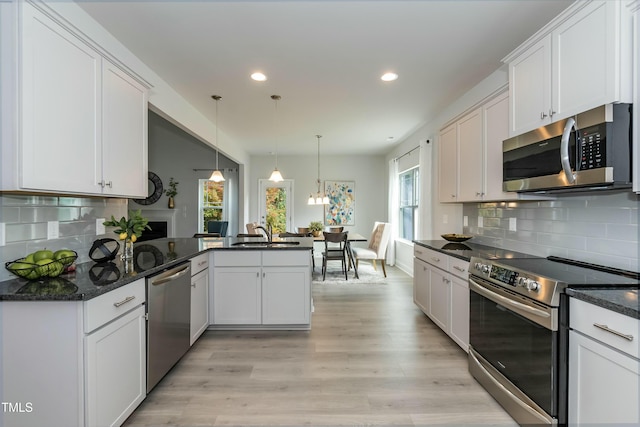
<box><xmin>469</xmin><ymin>278</ymin><xmax>550</xmax><ymax>320</ymax></box>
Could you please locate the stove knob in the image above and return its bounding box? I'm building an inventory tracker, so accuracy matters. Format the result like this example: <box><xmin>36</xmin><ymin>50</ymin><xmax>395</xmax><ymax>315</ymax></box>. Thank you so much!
<box><xmin>525</xmin><ymin>279</ymin><xmax>540</xmax><ymax>292</ymax></box>
<box><xmin>517</xmin><ymin>277</ymin><xmax>526</xmax><ymax>287</ymax></box>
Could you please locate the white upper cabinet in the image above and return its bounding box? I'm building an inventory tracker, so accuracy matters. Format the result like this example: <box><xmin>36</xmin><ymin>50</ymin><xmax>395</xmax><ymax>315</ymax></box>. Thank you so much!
<box><xmin>1</xmin><ymin>2</ymin><xmax>149</xmax><ymax>197</ymax></box>
<box><xmin>438</xmin><ymin>89</ymin><xmax>519</xmax><ymax>203</ymax></box>
<box><xmin>438</xmin><ymin>122</ymin><xmax>458</xmax><ymax>203</ymax></box>
<box><xmin>457</xmin><ymin>107</ymin><xmax>483</xmax><ymax>201</ymax></box>
<box><xmin>505</xmin><ymin>1</ymin><xmax>633</xmax><ymax>137</ymax></box>
<box><xmin>508</xmin><ymin>35</ymin><xmax>552</xmax><ymax>135</ymax></box>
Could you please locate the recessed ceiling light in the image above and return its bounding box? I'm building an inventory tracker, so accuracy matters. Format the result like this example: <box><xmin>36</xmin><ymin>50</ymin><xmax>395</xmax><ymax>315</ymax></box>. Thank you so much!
<box><xmin>387</xmin><ymin>136</ymin><xmax>395</xmax><ymax>142</ymax></box>
<box><xmin>381</xmin><ymin>72</ymin><xmax>398</xmax><ymax>82</ymax></box>
<box><xmin>251</xmin><ymin>72</ymin><xmax>267</xmax><ymax>82</ymax></box>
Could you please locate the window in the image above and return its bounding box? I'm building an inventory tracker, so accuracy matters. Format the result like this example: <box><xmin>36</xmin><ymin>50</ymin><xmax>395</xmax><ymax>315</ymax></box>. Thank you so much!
<box><xmin>399</xmin><ymin>167</ymin><xmax>419</xmax><ymax>240</ymax></box>
<box><xmin>199</xmin><ymin>179</ymin><xmax>226</xmax><ymax>232</ymax></box>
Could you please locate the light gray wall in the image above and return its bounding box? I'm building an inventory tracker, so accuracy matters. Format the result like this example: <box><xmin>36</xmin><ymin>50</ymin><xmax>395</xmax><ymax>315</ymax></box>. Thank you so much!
<box><xmin>463</xmin><ymin>191</ymin><xmax>640</xmax><ymax>272</ymax></box>
<box><xmin>248</xmin><ymin>154</ymin><xmax>387</xmax><ymax>240</ymax></box>
<box><xmin>137</xmin><ymin>111</ymin><xmax>240</xmax><ymax>237</ymax></box>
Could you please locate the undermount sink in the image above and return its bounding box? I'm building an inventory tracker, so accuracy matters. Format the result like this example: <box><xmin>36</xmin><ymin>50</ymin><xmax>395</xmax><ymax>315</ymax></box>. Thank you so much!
<box><xmin>231</xmin><ymin>241</ymin><xmax>301</xmax><ymax>247</ymax></box>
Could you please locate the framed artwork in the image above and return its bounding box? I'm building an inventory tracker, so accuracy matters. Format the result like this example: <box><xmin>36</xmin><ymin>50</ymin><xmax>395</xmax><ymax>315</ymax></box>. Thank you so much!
<box><xmin>324</xmin><ymin>180</ymin><xmax>355</xmax><ymax>225</ymax></box>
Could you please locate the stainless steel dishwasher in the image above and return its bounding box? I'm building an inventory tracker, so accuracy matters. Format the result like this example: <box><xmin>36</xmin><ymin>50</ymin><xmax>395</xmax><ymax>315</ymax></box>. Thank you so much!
<box><xmin>146</xmin><ymin>261</ymin><xmax>191</xmax><ymax>393</ymax></box>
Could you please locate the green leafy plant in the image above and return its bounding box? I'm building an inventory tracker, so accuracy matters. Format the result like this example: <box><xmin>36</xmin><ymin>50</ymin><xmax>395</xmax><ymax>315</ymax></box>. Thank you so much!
<box><xmin>165</xmin><ymin>177</ymin><xmax>179</xmax><ymax>198</ymax></box>
<box><xmin>103</xmin><ymin>209</ymin><xmax>151</xmax><ymax>242</ymax></box>
<box><xmin>308</xmin><ymin>221</ymin><xmax>324</xmax><ymax>233</ymax></box>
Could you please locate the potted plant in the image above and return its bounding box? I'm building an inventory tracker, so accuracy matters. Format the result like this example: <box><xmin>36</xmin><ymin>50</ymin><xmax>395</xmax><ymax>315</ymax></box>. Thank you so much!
<box><xmin>165</xmin><ymin>177</ymin><xmax>179</xmax><ymax>208</ymax></box>
<box><xmin>308</xmin><ymin>221</ymin><xmax>324</xmax><ymax>237</ymax></box>
<box><xmin>103</xmin><ymin>209</ymin><xmax>151</xmax><ymax>261</ymax></box>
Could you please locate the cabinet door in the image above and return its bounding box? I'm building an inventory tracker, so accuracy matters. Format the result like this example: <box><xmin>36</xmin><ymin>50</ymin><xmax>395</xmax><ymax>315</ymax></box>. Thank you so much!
<box><xmin>449</xmin><ymin>275</ymin><xmax>469</xmax><ymax>352</ymax></box>
<box><xmin>262</xmin><ymin>267</ymin><xmax>310</xmax><ymax>325</ymax></box>
<box><xmin>101</xmin><ymin>61</ymin><xmax>148</xmax><ymax>198</ymax></box>
<box><xmin>190</xmin><ymin>269</ymin><xmax>209</xmax><ymax>345</ymax></box>
<box><xmin>413</xmin><ymin>257</ymin><xmax>430</xmax><ymax>314</ymax></box>
<box><xmin>483</xmin><ymin>92</ymin><xmax>517</xmax><ymax>201</ymax></box>
<box><xmin>429</xmin><ymin>267</ymin><xmax>451</xmax><ymax>332</ymax></box>
<box><xmin>552</xmin><ymin>1</ymin><xmax>630</xmax><ymax>119</ymax></box>
<box><xmin>457</xmin><ymin>107</ymin><xmax>484</xmax><ymax>201</ymax></box>
<box><xmin>20</xmin><ymin>4</ymin><xmax>102</xmax><ymax>194</ymax></box>
<box><xmin>508</xmin><ymin>34</ymin><xmax>552</xmax><ymax>136</ymax></box>
<box><xmin>85</xmin><ymin>305</ymin><xmax>146</xmax><ymax>427</ymax></box>
<box><xmin>438</xmin><ymin>123</ymin><xmax>458</xmax><ymax>202</ymax></box>
<box><xmin>569</xmin><ymin>330</ymin><xmax>640</xmax><ymax>424</ymax></box>
<box><xmin>212</xmin><ymin>267</ymin><xmax>261</xmax><ymax>324</ymax></box>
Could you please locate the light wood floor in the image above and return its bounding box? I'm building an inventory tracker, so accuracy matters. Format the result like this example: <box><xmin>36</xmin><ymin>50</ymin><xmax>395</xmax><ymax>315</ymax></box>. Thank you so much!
<box><xmin>124</xmin><ymin>266</ymin><xmax>517</xmax><ymax>426</ymax></box>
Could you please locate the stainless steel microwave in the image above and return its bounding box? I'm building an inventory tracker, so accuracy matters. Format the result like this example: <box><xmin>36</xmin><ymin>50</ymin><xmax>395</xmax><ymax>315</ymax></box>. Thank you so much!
<box><xmin>502</xmin><ymin>104</ymin><xmax>632</xmax><ymax>193</ymax></box>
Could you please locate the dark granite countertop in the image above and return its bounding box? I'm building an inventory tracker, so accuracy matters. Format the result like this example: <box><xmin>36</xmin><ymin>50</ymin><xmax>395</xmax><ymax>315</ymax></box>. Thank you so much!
<box><xmin>413</xmin><ymin>240</ymin><xmax>542</xmax><ymax>262</ymax></box>
<box><xmin>0</xmin><ymin>236</ymin><xmax>312</xmax><ymax>302</ymax></box>
<box><xmin>566</xmin><ymin>288</ymin><xmax>640</xmax><ymax>319</ymax></box>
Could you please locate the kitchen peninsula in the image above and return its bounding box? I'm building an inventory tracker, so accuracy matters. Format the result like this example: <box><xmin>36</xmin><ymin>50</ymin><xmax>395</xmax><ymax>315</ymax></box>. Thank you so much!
<box><xmin>0</xmin><ymin>236</ymin><xmax>313</xmax><ymax>427</ymax></box>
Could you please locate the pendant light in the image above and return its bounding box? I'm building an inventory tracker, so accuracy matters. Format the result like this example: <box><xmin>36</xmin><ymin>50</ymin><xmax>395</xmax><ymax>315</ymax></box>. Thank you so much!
<box><xmin>210</xmin><ymin>95</ymin><xmax>225</xmax><ymax>182</ymax></box>
<box><xmin>268</xmin><ymin>95</ymin><xmax>284</xmax><ymax>182</ymax></box>
<box><xmin>308</xmin><ymin>135</ymin><xmax>329</xmax><ymax>205</ymax></box>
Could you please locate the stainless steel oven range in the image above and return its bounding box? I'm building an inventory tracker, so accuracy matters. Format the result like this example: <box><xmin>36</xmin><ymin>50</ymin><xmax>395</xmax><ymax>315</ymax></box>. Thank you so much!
<box><xmin>468</xmin><ymin>256</ymin><xmax>639</xmax><ymax>426</ymax></box>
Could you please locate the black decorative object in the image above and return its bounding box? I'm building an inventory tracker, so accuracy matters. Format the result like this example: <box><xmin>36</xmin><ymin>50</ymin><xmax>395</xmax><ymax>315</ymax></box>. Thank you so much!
<box><xmin>133</xmin><ymin>171</ymin><xmax>164</xmax><ymax>205</ymax></box>
<box><xmin>89</xmin><ymin>238</ymin><xmax>120</xmax><ymax>262</ymax></box>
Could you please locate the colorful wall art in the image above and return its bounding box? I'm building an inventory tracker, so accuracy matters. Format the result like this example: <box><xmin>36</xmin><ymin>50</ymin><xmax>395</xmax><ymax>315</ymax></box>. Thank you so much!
<box><xmin>324</xmin><ymin>180</ymin><xmax>355</xmax><ymax>225</ymax></box>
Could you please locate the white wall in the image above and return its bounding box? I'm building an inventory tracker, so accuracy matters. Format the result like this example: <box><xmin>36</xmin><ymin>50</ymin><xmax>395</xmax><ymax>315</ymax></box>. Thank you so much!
<box><xmin>248</xmin><ymin>154</ymin><xmax>387</xmax><ymax>241</ymax></box>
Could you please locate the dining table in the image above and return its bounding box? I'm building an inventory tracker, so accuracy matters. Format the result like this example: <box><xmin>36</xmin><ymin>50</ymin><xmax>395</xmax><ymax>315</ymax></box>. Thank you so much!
<box><xmin>313</xmin><ymin>232</ymin><xmax>367</xmax><ymax>279</ymax></box>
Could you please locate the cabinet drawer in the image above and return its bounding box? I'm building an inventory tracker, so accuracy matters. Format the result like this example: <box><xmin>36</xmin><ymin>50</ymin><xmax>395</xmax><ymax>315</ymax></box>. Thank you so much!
<box><xmin>414</xmin><ymin>247</ymin><xmax>448</xmax><ymax>270</ymax></box>
<box><xmin>449</xmin><ymin>257</ymin><xmax>470</xmax><ymax>279</ymax></box>
<box><xmin>570</xmin><ymin>298</ymin><xmax>639</xmax><ymax>359</ymax></box>
<box><xmin>263</xmin><ymin>250</ymin><xmax>310</xmax><ymax>266</ymax></box>
<box><xmin>214</xmin><ymin>250</ymin><xmax>261</xmax><ymax>267</ymax></box>
<box><xmin>191</xmin><ymin>252</ymin><xmax>209</xmax><ymax>275</ymax></box>
<box><xmin>84</xmin><ymin>279</ymin><xmax>145</xmax><ymax>333</ymax></box>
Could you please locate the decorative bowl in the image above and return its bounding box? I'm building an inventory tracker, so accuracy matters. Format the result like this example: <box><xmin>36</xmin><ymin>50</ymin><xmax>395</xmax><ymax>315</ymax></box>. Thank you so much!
<box><xmin>441</xmin><ymin>234</ymin><xmax>473</xmax><ymax>242</ymax></box>
<box><xmin>5</xmin><ymin>251</ymin><xmax>78</xmax><ymax>280</ymax></box>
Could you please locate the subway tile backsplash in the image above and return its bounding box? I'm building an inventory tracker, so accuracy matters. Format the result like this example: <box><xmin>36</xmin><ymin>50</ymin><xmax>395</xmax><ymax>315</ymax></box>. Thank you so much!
<box><xmin>0</xmin><ymin>194</ymin><xmax>128</xmax><ymax>282</ymax></box>
<box><xmin>463</xmin><ymin>191</ymin><xmax>640</xmax><ymax>272</ymax></box>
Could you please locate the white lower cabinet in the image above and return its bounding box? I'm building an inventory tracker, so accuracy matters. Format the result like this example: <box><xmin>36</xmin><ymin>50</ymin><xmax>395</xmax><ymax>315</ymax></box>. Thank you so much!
<box><xmin>0</xmin><ymin>279</ymin><xmax>146</xmax><ymax>427</ymax></box>
<box><xmin>190</xmin><ymin>253</ymin><xmax>209</xmax><ymax>344</ymax></box>
<box><xmin>262</xmin><ymin>267</ymin><xmax>310</xmax><ymax>325</ymax></box>
<box><xmin>413</xmin><ymin>257</ymin><xmax>430</xmax><ymax>313</ymax></box>
<box><xmin>213</xmin><ymin>267</ymin><xmax>262</xmax><ymax>324</ymax></box>
<box><xmin>85</xmin><ymin>305</ymin><xmax>146</xmax><ymax>427</ymax></box>
<box><xmin>211</xmin><ymin>250</ymin><xmax>312</xmax><ymax>328</ymax></box>
<box><xmin>569</xmin><ymin>298</ymin><xmax>640</xmax><ymax>425</ymax></box>
<box><xmin>413</xmin><ymin>246</ymin><xmax>469</xmax><ymax>352</ymax></box>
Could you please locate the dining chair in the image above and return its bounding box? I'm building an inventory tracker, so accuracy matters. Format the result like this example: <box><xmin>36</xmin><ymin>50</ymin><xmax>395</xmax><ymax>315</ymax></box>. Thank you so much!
<box><xmin>321</xmin><ymin>231</ymin><xmax>348</xmax><ymax>280</ymax></box>
<box><xmin>207</xmin><ymin>221</ymin><xmax>228</xmax><ymax>237</ymax></box>
<box><xmin>352</xmin><ymin>222</ymin><xmax>391</xmax><ymax>277</ymax></box>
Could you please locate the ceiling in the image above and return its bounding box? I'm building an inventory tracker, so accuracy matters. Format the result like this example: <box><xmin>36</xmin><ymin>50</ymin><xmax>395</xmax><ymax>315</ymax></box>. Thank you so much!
<box><xmin>78</xmin><ymin>0</ymin><xmax>573</xmax><ymax>156</ymax></box>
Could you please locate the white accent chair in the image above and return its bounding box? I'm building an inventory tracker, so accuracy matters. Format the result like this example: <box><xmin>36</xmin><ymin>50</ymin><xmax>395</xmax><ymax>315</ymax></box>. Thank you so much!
<box><xmin>352</xmin><ymin>222</ymin><xmax>391</xmax><ymax>277</ymax></box>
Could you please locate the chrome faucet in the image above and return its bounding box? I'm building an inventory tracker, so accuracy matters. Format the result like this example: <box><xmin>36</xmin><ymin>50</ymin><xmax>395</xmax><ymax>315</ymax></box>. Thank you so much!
<box><xmin>254</xmin><ymin>225</ymin><xmax>272</xmax><ymax>242</ymax></box>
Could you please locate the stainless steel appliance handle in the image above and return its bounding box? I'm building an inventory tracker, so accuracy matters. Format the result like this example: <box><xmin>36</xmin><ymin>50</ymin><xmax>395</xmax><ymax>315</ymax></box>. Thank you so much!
<box><xmin>593</xmin><ymin>323</ymin><xmax>634</xmax><ymax>341</ymax></box>
<box><xmin>469</xmin><ymin>278</ymin><xmax>550</xmax><ymax>319</ymax></box>
<box><xmin>560</xmin><ymin>117</ymin><xmax>576</xmax><ymax>184</ymax></box>
<box><xmin>151</xmin><ymin>264</ymin><xmax>191</xmax><ymax>286</ymax></box>
<box><xmin>468</xmin><ymin>349</ymin><xmax>555</xmax><ymax>425</ymax></box>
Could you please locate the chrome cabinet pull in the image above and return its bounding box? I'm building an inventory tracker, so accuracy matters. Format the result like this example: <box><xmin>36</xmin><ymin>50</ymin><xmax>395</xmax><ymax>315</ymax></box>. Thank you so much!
<box><xmin>540</xmin><ymin>111</ymin><xmax>548</xmax><ymax>119</ymax></box>
<box><xmin>198</xmin><ymin>260</ymin><xmax>207</xmax><ymax>267</ymax></box>
<box><xmin>593</xmin><ymin>323</ymin><xmax>634</xmax><ymax>341</ymax></box>
<box><xmin>431</xmin><ymin>257</ymin><xmax>440</xmax><ymax>263</ymax></box>
<box><xmin>113</xmin><ymin>295</ymin><xmax>135</xmax><ymax>307</ymax></box>
<box><xmin>549</xmin><ymin>108</ymin><xmax>556</xmax><ymax>117</ymax></box>
<box><xmin>453</xmin><ymin>266</ymin><xmax>466</xmax><ymax>272</ymax></box>
<box><xmin>105</xmin><ymin>181</ymin><xmax>113</xmax><ymax>188</ymax></box>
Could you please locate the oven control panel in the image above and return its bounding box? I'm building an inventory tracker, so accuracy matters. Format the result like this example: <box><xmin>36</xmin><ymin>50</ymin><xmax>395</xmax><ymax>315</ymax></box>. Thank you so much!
<box><xmin>473</xmin><ymin>261</ymin><xmax>541</xmax><ymax>292</ymax></box>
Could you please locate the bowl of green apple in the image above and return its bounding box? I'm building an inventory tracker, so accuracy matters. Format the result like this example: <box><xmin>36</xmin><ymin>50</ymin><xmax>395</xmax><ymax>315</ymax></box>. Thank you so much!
<box><xmin>5</xmin><ymin>248</ymin><xmax>77</xmax><ymax>280</ymax></box>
